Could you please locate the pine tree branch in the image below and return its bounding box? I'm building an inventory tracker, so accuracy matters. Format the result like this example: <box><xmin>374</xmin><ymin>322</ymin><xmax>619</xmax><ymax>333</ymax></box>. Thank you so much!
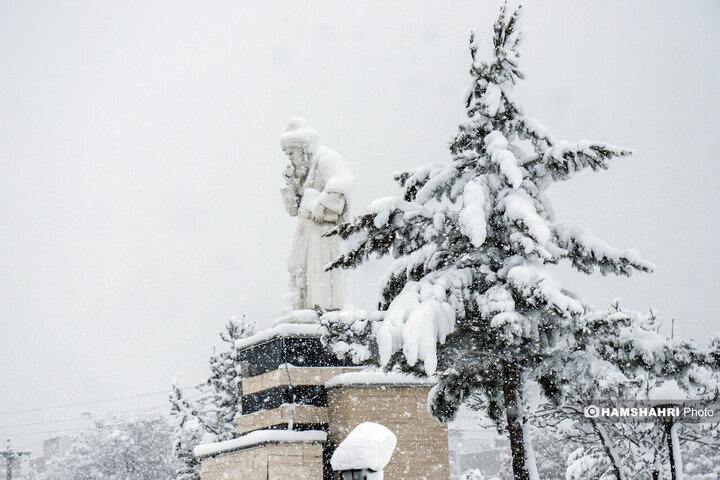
<box><xmin>553</xmin><ymin>224</ymin><xmax>655</xmax><ymax>276</ymax></box>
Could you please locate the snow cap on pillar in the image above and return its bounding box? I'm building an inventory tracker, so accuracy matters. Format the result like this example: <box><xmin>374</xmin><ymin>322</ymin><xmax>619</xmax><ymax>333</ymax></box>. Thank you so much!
<box><xmin>331</xmin><ymin>422</ymin><xmax>397</xmax><ymax>473</ymax></box>
<box><xmin>280</xmin><ymin>117</ymin><xmax>320</xmax><ymax>154</ymax></box>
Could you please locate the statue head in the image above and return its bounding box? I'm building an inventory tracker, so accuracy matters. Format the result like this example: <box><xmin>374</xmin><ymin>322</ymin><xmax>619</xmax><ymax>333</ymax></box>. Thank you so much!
<box><xmin>280</xmin><ymin>117</ymin><xmax>319</xmax><ymax>155</ymax></box>
<box><xmin>280</xmin><ymin>117</ymin><xmax>319</xmax><ymax>184</ymax></box>
<box><xmin>283</xmin><ymin>144</ymin><xmax>309</xmax><ymax>181</ymax></box>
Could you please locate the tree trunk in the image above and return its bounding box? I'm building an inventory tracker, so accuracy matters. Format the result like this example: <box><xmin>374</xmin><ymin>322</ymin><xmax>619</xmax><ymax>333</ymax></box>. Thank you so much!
<box><xmin>665</xmin><ymin>421</ymin><xmax>684</xmax><ymax>480</ymax></box>
<box><xmin>590</xmin><ymin>420</ymin><xmax>625</xmax><ymax>480</ymax></box>
<box><xmin>502</xmin><ymin>362</ymin><xmax>532</xmax><ymax>480</ymax></box>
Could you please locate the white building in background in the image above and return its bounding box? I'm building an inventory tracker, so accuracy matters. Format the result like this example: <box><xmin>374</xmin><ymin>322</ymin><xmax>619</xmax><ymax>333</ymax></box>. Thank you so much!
<box><xmin>28</xmin><ymin>436</ymin><xmax>72</xmax><ymax>474</ymax></box>
<box><xmin>448</xmin><ymin>411</ymin><xmax>509</xmax><ymax>479</ymax></box>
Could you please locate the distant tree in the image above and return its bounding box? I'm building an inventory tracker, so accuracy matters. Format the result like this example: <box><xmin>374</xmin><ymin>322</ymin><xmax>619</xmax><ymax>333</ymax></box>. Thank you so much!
<box><xmin>682</xmin><ymin>431</ymin><xmax>720</xmax><ymax>480</ymax></box>
<box><xmin>169</xmin><ymin>384</ymin><xmax>210</xmax><ymax>480</ymax></box>
<box><xmin>534</xmin><ymin>306</ymin><xmax>720</xmax><ymax>479</ymax></box>
<box><xmin>463</xmin><ymin>469</ymin><xmax>501</xmax><ymax>480</ymax></box>
<box><xmin>530</xmin><ymin>427</ymin><xmax>574</xmax><ymax>480</ymax></box>
<box><xmin>37</xmin><ymin>414</ymin><xmax>176</xmax><ymax>480</ymax></box>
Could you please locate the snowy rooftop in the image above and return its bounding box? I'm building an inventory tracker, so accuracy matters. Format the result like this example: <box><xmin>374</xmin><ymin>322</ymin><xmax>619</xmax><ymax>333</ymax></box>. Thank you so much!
<box><xmin>234</xmin><ymin>322</ymin><xmax>322</xmax><ymax>350</ymax></box>
<box><xmin>193</xmin><ymin>430</ymin><xmax>327</xmax><ymax>458</ymax></box>
<box><xmin>330</xmin><ymin>422</ymin><xmax>397</xmax><ymax>472</ymax></box>
<box><xmin>325</xmin><ymin>370</ymin><xmax>435</xmax><ymax>389</ymax></box>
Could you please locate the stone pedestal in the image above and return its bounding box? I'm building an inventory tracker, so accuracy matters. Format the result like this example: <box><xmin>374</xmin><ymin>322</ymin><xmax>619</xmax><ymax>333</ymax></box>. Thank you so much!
<box><xmin>195</xmin><ymin>322</ymin><xmax>450</xmax><ymax>480</ymax></box>
<box><xmin>326</xmin><ymin>373</ymin><xmax>450</xmax><ymax>479</ymax></box>
<box><xmin>197</xmin><ymin>431</ymin><xmax>327</xmax><ymax>480</ymax></box>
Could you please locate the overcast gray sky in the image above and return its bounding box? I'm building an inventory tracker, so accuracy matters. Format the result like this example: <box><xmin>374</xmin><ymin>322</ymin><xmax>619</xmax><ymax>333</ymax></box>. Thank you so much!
<box><xmin>1</xmin><ymin>0</ymin><xmax>719</xmax><ymax>454</ymax></box>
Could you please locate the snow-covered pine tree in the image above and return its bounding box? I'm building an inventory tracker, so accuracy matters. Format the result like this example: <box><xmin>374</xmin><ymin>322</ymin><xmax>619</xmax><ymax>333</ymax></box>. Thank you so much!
<box><xmin>169</xmin><ymin>384</ymin><xmax>209</xmax><ymax>480</ymax></box>
<box><xmin>537</xmin><ymin>304</ymin><xmax>720</xmax><ymax>479</ymax></box>
<box><xmin>206</xmin><ymin>315</ymin><xmax>255</xmax><ymax>440</ymax></box>
<box><xmin>324</xmin><ymin>4</ymin><xmax>655</xmax><ymax>479</ymax></box>
<box><xmin>169</xmin><ymin>315</ymin><xmax>255</xmax><ymax>480</ymax></box>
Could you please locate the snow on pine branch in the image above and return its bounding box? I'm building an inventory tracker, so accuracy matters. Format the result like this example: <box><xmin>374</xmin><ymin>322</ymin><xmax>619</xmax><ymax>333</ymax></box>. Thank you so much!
<box><xmin>376</xmin><ymin>268</ymin><xmax>473</xmax><ymax>375</ymax></box>
<box><xmin>476</xmin><ymin>284</ymin><xmax>515</xmax><ymax>319</ymax></box>
<box><xmin>318</xmin><ymin>5</ymin><xmax>658</xmax><ymax>446</ymax></box>
<box><xmin>506</xmin><ymin>265</ymin><xmax>584</xmax><ymax>317</ymax></box>
<box><xmin>414</xmin><ymin>165</ymin><xmax>461</xmax><ymax>204</ymax></box>
<box><xmin>459</xmin><ymin>179</ymin><xmax>490</xmax><ymax>247</ymax></box>
<box><xmin>491</xmin><ymin>2</ymin><xmax>524</xmax><ymax>82</ymax></box>
<box><xmin>572</xmin><ymin>305</ymin><xmax>715</xmax><ymax>393</ymax></box>
<box><xmin>325</xmin><ymin>202</ymin><xmax>435</xmax><ymax>270</ymax></box>
<box><xmin>491</xmin><ymin>311</ymin><xmax>536</xmax><ymax>346</ymax></box>
<box><xmin>520</xmin><ymin>117</ymin><xmax>555</xmax><ymax>150</ymax></box>
<box><xmin>377</xmin><ymin>244</ymin><xmax>441</xmax><ymax>309</ymax></box>
<box><xmin>394</xmin><ymin>164</ymin><xmax>446</xmax><ymax>202</ymax></box>
<box><xmin>320</xmin><ymin>310</ymin><xmax>383</xmax><ymax>365</ymax></box>
<box><xmin>534</xmin><ymin>140</ymin><xmax>633</xmax><ymax>182</ymax></box>
<box><xmin>553</xmin><ymin>223</ymin><xmax>656</xmax><ymax>276</ymax></box>
<box><xmin>327</xmin><ymin>193</ymin><xmax>466</xmax><ymax>272</ymax></box>
<box><xmin>485</xmin><ymin>130</ymin><xmax>523</xmax><ymax>188</ymax></box>
<box><xmin>475</xmin><ymin>285</ymin><xmax>540</xmax><ymax>346</ymax></box>
<box><xmin>463</xmin><ymin>4</ymin><xmax>525</xmax><ymax>127</ymax></box>
<box><xmin>499</xmin><ymin>189</ymin><xmax>551</xmax><ymax>245</ymax></box>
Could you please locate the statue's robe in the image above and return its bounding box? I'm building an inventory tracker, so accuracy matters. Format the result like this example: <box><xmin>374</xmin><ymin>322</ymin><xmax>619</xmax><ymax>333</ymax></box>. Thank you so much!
<box><xmin>281</xmin><ymin>145</ymin><xmax>354</xmax><ymax>311</ymax></box>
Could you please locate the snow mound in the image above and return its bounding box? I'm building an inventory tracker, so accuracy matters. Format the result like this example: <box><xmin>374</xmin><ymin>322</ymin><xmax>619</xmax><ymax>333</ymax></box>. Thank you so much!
<box><xmin>194</xmin><ymin>429</ymin><xmax>327</xmax><ymax>458</ymax></box>
<box><xmin>272</xmin><ymin>309</ymin><xmax>320</xmax><ymax>326</ymax></box>
<box><xmin>325</xmin><ymin>370</ymin><xmax>435</xmax><ymax>389</ymax></box>
<box><xmin>235</xmin><ymin>322</ymin><xmax>321</xmax><ymax>350</ymax></box>
<box><xmin>330</xmin><ymin>422</ymin><xmax>397</xmax><ymax>472</ymax></box>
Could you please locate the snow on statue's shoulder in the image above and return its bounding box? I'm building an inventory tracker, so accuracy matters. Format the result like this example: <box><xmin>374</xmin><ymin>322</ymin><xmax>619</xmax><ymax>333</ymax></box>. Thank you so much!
<box><xmin>330</xmin><ymin>422</ymin><xmax>397</xmax><ymax>473</ymax></box>
<box><xmin>316</xmin><ymin>145</ymin><xmax>355</xmax><ymax>197</ymax></box>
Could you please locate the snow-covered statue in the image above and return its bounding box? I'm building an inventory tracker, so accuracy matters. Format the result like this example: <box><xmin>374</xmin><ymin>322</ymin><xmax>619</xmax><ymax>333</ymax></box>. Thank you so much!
<box><xmin>280</xmin><ymin>117</ymin><xmax>354</xmax><ymax>312</ymax></box>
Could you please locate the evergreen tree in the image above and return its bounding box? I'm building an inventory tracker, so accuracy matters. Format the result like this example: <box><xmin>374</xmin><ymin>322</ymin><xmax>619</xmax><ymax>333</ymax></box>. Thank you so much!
<box><xmin>206</xmin><ymin>315</ymin><xmax>255</xmax><ymax>439</ymax></box>
<box><xmin>534</xmin><ymin>305</ymin><xmax>719</xmax><ymax>479</ymax></box>
<box><xmin>323</xmin><ymin>4</ymin><xmax>658</xmax><ymax>479</ymax></box>
<box><xmin>169</xmin><ymin>384</ymin><xmax>209</xmax><ymax>480</ymax></box>
<box><xmin>169</xmin><ymin>315</ymin><xmax>255</xmax><ymax>480</ymax></box>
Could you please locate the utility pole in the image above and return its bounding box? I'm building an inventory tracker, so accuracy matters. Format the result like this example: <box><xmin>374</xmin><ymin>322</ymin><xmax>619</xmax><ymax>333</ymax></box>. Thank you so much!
<box><xmin>671</xmin><ymin>317</ymin><xmax>675</xmax><ymax>339</ymax></box>
<box><xmin>1</xmin><ymin>440</ymin><xmax>30</xmax><ymax>480</ymax></box>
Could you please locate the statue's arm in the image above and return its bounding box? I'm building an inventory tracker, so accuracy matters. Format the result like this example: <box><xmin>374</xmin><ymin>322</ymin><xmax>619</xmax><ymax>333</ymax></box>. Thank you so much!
<box><xmin>311</xmin><ymin>152</ymin><xmax>353</xmax><ymax>222</ymax></box>
<box><xmin>281</xmin><ymin>184</ymin><xmax>300</xmax><ymax>216</ymax></box>
<box><xmin>319</xmin><ymin>192</ymin><xmax>346</xmax><ymax>215</ymax></box>
<box><xmin>303</xmin><ymin>191</ymin><xmax>344</xmax><ymax>223</ymax></box>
